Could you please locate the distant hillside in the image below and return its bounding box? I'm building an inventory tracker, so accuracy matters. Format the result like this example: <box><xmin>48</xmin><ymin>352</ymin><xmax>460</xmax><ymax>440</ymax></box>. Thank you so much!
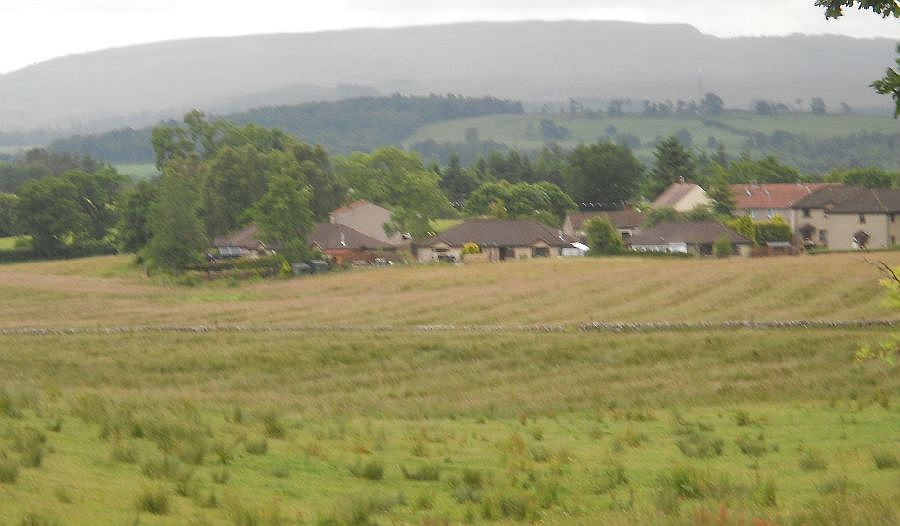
<box><xmin>48</xmin><ymin>94</ymin><xmax>524</xmax><ymax>162</ymax></box>
<box><xmin>0</xmin><ymin>21</ymin><xmax>896</xmax><ymax>131</ymax></box>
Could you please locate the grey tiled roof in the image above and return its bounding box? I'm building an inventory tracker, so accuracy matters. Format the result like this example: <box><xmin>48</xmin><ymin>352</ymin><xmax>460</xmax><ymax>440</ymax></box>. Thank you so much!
<box><xmin>792</xmin><ymin>186</ymin><xmax>900</xmax><ymax>213</ymax></box>
<box><xmin>630</xmin><ymin>221</ymin><xmax>752</xmax><ymax>245</ymax></box>
<box><xmin>418</xmin><ymin>219</ymin><xmax>574</xmax><ymax>247</ymax></box>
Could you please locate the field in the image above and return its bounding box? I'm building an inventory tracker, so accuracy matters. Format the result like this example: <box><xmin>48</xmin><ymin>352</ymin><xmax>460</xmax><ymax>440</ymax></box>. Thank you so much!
<box><xmin>403</xmin><ymin>113</ymin><xmax>900</xmax><ymax>158</ymax></box>
<box><xmin>113</xmin><ymin>163</ymin><xmax>160</xmax><ymax>179</ymax></box>
<box><xmin>0</xmin><ymin>254</ymin><xmax>899</xmax><ymax>525</ymax></box>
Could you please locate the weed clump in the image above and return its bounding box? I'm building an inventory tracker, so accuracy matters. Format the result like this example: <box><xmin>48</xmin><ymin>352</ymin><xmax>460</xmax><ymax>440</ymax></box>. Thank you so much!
<box><xmin>799</xmin><ymin>449</ymin><xmax>828</xmax><ymax>471</ymax></box>
<box><xmin>872</xmin><ymin>449</ymin><xmax>898</xmax><ymax>470</ymax></box>
<box><xmin>245</xmin><ymin>437</ymin><xmax>268</xmax><ymax>455</ymax></box>
<box><xmin>676</xmin><ymin>430</ymin><xmax>724</xmax><ymax>458</ymax></box>
<box><xmin>350</xmin><ymin>459</ymin><xmax>384</xmax><ymax>480</ymax></box>
<box><xmin>262</xmin><ymin>412</ymin><xmax>286</xmax><ymax>439</ymax></box>
<box><xmin>18</xmin><ymin>513</ymin><xmax>60</xmax><ymax>526</ymax></box>
<box><xmin>402</xmin><ymin>464</ymin><xmax>440</xmax><ymax>481</ymax></box>
<box><xmin>0</xmin><ymin>455</ymin><xmax>20</xmax><ymax>483</ymax></box>
<box><xmin>135</xmin><ymin>486</ymin><xmax>170</xmax><ymax>515</ymax></box>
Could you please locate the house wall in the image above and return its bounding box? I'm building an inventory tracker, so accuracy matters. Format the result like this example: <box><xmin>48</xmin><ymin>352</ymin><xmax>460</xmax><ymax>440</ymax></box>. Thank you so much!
<box><xmin>330</xmin><ymin>203</ymin><xmax>400</xmax><ymax>244</ymax></box>
<box><xmin>792</xmin><ymin>208</ymin><xmax>894</xmax><ymax>250</ymax></box>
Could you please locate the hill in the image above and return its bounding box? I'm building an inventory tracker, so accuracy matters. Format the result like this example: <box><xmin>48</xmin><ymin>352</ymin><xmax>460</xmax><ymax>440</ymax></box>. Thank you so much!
<box><xmin>0</xmin><ymin>21</ymin><xmax>896</xmax><ymax>131</ymax></box>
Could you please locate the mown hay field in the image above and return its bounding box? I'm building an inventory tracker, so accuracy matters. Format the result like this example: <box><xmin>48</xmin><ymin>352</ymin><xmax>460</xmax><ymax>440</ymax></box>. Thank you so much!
<box><xmin>0</xmin><ymin>254</ymin><xmax>898</xmax><ymax>525</ymax></box>
<box><xmin>0</xmin><ymin>252</ymin><xmax>897</xmax><ymax>328</ymax></box>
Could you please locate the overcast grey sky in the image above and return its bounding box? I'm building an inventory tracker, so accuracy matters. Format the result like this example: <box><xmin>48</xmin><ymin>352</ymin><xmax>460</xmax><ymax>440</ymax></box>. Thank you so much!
<box><xmin>0</xmin><ymin>0</ymin><xmax>897</xmax><ymax>73</ymax></box>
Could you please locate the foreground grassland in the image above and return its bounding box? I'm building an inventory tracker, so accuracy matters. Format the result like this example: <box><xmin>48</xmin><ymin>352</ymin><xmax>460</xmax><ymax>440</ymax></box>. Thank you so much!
<box><xmin>403</xmin><ymin>113</ymin><xmax>899</xmax><ymax>156</ymax></box>
<box><xmin>0</xmin><ymin>254</ymin><xmax>898</xmax><ymax>525</ymax></box>
<box><xmin>0</xmin><ymin>252</ymin><xmax>898</xmax><ymax>328</ymax></box>
<box><xmin>0</xmin><ymin>330</ymin><xmax>898</xmax><ymax>525</ymax></box>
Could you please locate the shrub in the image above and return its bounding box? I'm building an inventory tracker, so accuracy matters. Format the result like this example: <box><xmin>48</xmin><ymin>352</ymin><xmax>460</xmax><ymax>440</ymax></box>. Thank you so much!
<box><xmin>735</xmin><ymin>433</ymin><xmax>769</xmax><ymax>458</ymax></box>
<box><xmin>135</xmin><ymin>486</ymin><xmax>170</xmax><ymax>515</ymax></box>
<box><xmin>799</xmin><ymin>449</ymin><xmax>828</xmax><ymax>471</ymax></box>
<box><xmin>676</xmin><ymin>430</ymin><xmax>724</xmax><ymax>458</ymax></box>
<box><xmin>714</xmin><ymin>235</ymin><xmax>734</xmax><ymax>258</ymax></box>
<box><xmin>0</xmin><ymin>456</ymin><xmax>19</xmax><ymax>483</ymax></box>
<box><xmin>658</xmin><ymin>465</ymin><xmax>709</xmax><ymax>499</ymax></box>
<box><xmin>245</xmin><ymin>437</ymin><xmax>268</xmax><ymax>455</ymax></box>
<box><xmin>350</xmin><ymin>459</ymin><xmax>384</xmax><ymax>481</ymax></box>
<box><xmin>401</xmin><ymin>464</ymin><xmax>440</xmax><ymax>481</ymax></box>
<box><xmin>262</xmin><ymin>412</ymin><xmax>286</xmax><ymax>439</ymax></box>
<box><xmin>872</xmin><ymin>449</ymin><xmax>899</xmax><ymax>470</ymax></box>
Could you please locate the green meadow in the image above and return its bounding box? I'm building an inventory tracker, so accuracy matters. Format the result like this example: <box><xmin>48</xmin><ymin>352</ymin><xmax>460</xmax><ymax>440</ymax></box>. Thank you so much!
<box><xmin>0</xmin><ymin>254</ymin><xmax>898</xmax><ymax>525</ymax></box>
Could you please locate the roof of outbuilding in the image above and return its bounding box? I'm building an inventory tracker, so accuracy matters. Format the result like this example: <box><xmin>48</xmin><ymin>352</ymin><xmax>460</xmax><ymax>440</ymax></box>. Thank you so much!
<box><xmin>418</xmin><ymin>218</ymin><xmax>574</xmax><ymax>248</ymax></box>
<box><xmin>308</xmin><ymin>223</ymin><xmax>397</xmax><ymax>251</ymax></box>
<box><xmin>565</xmin><ymin>210</ymin><xmax>645</xmax><ymax>231</ymax></box>
<box><xmin>630</xmin><ymin>221</ymin><xmax>752</xmax><ymax>246</ymax></box>
<box><xmin>791</xmin><ymin>185</ymin><xmax>900</xmax><ymax>213</ymax></box>
<box><xmin>213</xmin><ymin>224</ymin><xmax>266</xmax><ymax>250</ymax></box>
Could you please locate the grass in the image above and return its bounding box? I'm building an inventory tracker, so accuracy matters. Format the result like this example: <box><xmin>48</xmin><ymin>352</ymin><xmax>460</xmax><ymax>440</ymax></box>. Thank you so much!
<box><xmin>0</xmin><ymin>252</ymin><xmax>898</xmax><ymax>524</ymax></box>
<box><xmin>112</xmin><ymin>163</ymin><xmax>159</xmax><ymax>179</ymax></box>
<box><xmin>403</xmin><ymin>112</ymin><xmax>900</xmax><ymax>159</ymax></box>
<box><xmin>0</xmin><ymin>236</ymin><xmax>29</xmax><ymax>250</ymax></box>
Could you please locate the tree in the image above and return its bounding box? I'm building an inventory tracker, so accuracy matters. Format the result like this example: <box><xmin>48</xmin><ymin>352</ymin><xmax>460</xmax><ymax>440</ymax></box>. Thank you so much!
<box><xmin>334</xmin><ymin>147</ymin><xmax>451</xmax><ymax>238</ymax></box>
<box><xmin>464</xmin><ymin>180</ymin><xmax>576</xmax><ymax>226</ymax></box>
<box><xmin>62</xmin><ymin>168</ymin><xmax>126</xmax><ymax>243</ymax></box>
<box><xmin>0</xmin><ymin>193</ymin><xmax>18</xmax><ymax>237</ymax></box>
<box><xmin>584</xmin><ymin>216</ymin><xmax>624</xmax><ymax>256</ymax></box>
<box><xmin>817</xmin><ymin>1</ymin><xmax>900</xmax><ymax>116</ymax></box>
<box><xmin>826</xmin><ymin>166</ymin><xmax>897</xmax><ymax>187</ymax></box>
<box><xmin>713</xmin><ymin>235</ymin><xmax>734</xmax><ymax>258</ymax></box>
<box><xmin>15</xmin><ymin>176</ymin><xmax>85</xmax><ymax>257</ymax></box>
<box><xmin>566</xmin><ymin>142</ymin><xmax>644</xmax><ymax>206</ymax></box>
<box><xmin>810</xmin><ymin>97</ymin><xmax>827</xmax><ymax>115</ymax></box>
<box><xmin>724</xmin><ymin>155</ymin><xmax>801</xmax><ymax>184</ymax></box>
<box><xmin>119</xmin><ymin>180</ymin><xmax>158</xmax><ymax>253</ymax></box>
<box><xmin>647</xmin><ymin>137</ymin><xmax>696</xmax><ymax>197</ymax></box>
<box><xmin>709</xmin><ymin>182</ymin><xmax>736</xmax><ymax>216</ymax></box>
<box><xmin>286</xmin><ymin>141</ymin><xmax>344</xmax><ymax>221</ymax></box>
<box><xmin>144</xmin><ymin>171</ymin><xmax>207</xmax><ymax>273</ymax></box>
<box><xmin>249</xmin><ymin>174</ymin><xmax>314</xmax><ymax>262</ymax></box>
<box><xmin>701</xmin><ymin>92</ymin><xmax>725</xmax><ymax>114</ymax></box>
<box><xmin>440</xmin><ymin>151</ymin><xmax>481</xmax><ymax>203</ymax></box>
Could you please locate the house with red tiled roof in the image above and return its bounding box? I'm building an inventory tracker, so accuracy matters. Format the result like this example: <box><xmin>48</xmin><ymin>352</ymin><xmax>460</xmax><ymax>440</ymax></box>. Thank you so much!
<box><xmin>328</xmin><ymin>200</ymin><xmax>401</xmax><ymax>245</ymax></box>
<box><xmin>730</xmin><ymin>183</ymin><xmax>828</xmax><ymax>229</ymax></box>
<box><xmin>652</xmin><ymin>180</ymin><xmax>712</xmax><ymax>212</ymax></box>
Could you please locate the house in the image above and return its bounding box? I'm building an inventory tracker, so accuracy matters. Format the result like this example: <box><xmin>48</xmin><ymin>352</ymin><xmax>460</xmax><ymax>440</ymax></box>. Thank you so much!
<box><xmin>652</xmin><ymin>179</ymin><xmax>712</xmax><ymax>212</ymax></box>
<box><xmin>414</xmin><ymin>218</ymin><xmax>576</xmax><ymax>263</ymax></box>
<box><xmin>730</xmin><ymin>183</ymin><xmax>828</xmax><ymax>229</ymax></box>
<box><xmin>562</xmin><ymin>209</ymin><xmax>645</xmax><ymax>244</ymax></box>
<box><xmin>329</xmin><ymin>200</ymin><xmax>401</xmax><ymax>245</ymax></box>
<box><xmin>212</xmin><ymin>224</ymin><xmax>274</xmax><ymax>258</ymax></box>
<box><xmin>791</xmin><ymin>185</ymin><xmax>900</xmax><ymax>250</ymax></box>
<box><xmin>630</xmin><ymin>221</ymin><xmax>753</xmax><ymax>257</ymax></box>
<box><xmin>308</xmin><ymin>223</ymin><xmax>399</xmax><ymax>265</ymax></box>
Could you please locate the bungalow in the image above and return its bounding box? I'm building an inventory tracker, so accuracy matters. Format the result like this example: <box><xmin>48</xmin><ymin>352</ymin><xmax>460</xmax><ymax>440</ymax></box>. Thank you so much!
<box><xmin>652</xmin><ymin>179</ymin><xmax>712</xmax><ymax>212</ymax></box>
<box><xmin>791</xmin><ymin>185</ymin><xmax>900</xmax><ymax>250</ymax></box>
<box><xmin>730</xmin><ymin>183</ymin><xmax>827</xmax><ymax>229</ymax></box>
<box><xmin>562</xmin><ymin>209</ymin><xmax>645</xmax><ymax>244</ymax></box>
<box><xmin>630</xmin><ymin>221</ymin><xmax>753</xmax><ymax>257</ymax></box>
<box><xmin>308</xmin><ymin>223</ymin><xmax>399</xmax><ymax>265</ymax></box>
<box><xmin>329</xmin><ymin>199</ymin><xmax>401</xmax><ymax>245</ymax></box>
<box><xmin>414</xmin><ymin>218</ymin><xmax>576</xmax><ymax>263</ymax></box>
<box><xmin>212</xmin><ymin>224</ymin><xmax>274</xmax><ymax>258</ymax></box>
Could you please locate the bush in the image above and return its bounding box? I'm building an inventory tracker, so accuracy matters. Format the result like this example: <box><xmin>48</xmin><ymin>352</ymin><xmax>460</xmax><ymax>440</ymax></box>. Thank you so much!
<box><xmin>714</xmin><ymin>235</ymin><xmax>734</xmax><ymax>258</ymax></box>
<box><xmin>735</xmin><ymin>433</ymin><xmax>769</xmax><ymax>458</ymax></box>
<box><xmin>676</xmin><ymin>430</ymin><xmax>724</xmax><ymax>458</ymax></box>
<box><xmin>262</xmin><ymin>412</ymin><xmax>286</xmax><ymax>439</ymax></box>
<box><xmin>872</xmin><ymin>449</ymin><xmax>899</xmax><ymax>469</ymax></box>
<box><xmin>350</xmin><ymin>459</ymin><xmax>384</xmax><ymax>481</ymax></box>
<box><xmin>658</xmin><ymin>465</ymin><xmax>709</xmax><ymax>499</ymax></box>
<box><xmin>135</xmin><ymin>486</ymin><xmax>170</xmax><ymax>515</ymax></box>
<box><xmin>245</xmin><ymin>438</ymin><xmax>268</xmax><ymax>455</ymax></box>
<box><xmin>799</xmin><ymin>449</ymin><xmax>828</xmax><ymax>471</ymax></box>
<box><xmin>0</xmin><ymin>456</ymin><xmax>20</xmax><ymax>483</ymax></box>
<box><xmin>401</xmin><ymin>464</ymin><xmax>440</xmax><ymax>481</ymax></box>
<box><xmin>584</xmin><ymin>216</ymin><xmax>624</xmax><ymax>256</ymax></box>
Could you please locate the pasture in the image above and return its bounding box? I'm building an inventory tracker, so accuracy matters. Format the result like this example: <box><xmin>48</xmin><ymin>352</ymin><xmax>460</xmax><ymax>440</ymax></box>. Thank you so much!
<box><xmin>0</xmin><ymin>253</ymin><xmax>898</xmax><ymax>525</ymax></box>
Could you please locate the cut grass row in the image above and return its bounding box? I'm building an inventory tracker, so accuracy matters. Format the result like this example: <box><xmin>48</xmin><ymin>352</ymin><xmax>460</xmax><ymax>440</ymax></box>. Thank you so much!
<box><xmin>0</xmin><ymin>252</ymin><xmax>897</xmax><ymax>328</ymax></box>
<box><xmin>0</xmin><ymin>329</ymin><xmax>897</xmax><ymax>525</ymax></box>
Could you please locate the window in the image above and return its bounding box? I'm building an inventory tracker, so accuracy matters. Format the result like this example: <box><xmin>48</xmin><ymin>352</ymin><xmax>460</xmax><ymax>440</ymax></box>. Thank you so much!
<box><xmin>859</xmin><ymin>214</ymin><xmax>866</xmax><ymax>224</ymax></box>
<box><xmin>802</xmin><ymin>208</ymin><xmax>811</xmax><ymax>218</ymax></box>
<box><xmin>818</xmin><ymin>230</ymin><xmax>828</xmax><ymax>246</ymax></box>
<box><xmin>531</xmin><ymin>247</ymin><xmax>550</xmax><ymax>258</ymax></box>
<box><xmin>892</xmin><ymin>236</ymin><xmax>896</xmax><ymax>246</ymax></box>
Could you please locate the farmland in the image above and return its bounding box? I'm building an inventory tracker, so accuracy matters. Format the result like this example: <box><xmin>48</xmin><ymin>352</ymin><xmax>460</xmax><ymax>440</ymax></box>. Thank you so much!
<box><xmin>0</xmin><ymin>254</ymin><xmax>899</xmax><ymax>525</ymax></box>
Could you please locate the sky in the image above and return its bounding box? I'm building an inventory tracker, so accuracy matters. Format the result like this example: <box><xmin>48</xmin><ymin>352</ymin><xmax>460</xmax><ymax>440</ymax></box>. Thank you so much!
<box><xmin>0</xmin><ymin>0</ymin><xmax>897</xmax><ymax>74</ymax></box>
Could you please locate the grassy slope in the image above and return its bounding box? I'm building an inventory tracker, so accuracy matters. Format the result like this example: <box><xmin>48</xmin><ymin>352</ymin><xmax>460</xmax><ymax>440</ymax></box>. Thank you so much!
<box><xmin>0</xmin><ymin>254</ymin><xmax>898</xmax><ymax>525</ymax></box>
<box><xmin>0</xmin><ymin>253</ymin><xmax>897</xmax><ymax>328</ymax></box>
<box><xmin>403</xmin><ymin>113</ymin><xmax>900</xmax><ymax>156</ymax></box>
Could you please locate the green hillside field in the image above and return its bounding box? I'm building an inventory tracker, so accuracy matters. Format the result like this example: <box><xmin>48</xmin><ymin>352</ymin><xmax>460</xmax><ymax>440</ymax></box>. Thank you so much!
<box><xmin>404</xmin><ymin>112</ymin><xmax>900</xmax><ymax>161</ymax></box>
<box><xmin>0</xmin><ymin>254</ymin><xmax>898</xmax><ymax>525</ymax></box>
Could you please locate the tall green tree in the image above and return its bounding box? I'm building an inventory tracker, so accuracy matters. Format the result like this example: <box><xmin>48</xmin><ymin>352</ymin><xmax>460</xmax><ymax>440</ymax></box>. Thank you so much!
<box><xmin>15</xmin><ymin>176</ymin><xmax>85</xmax><ymax>257</ymax></box>
<box><xmin>286</xmin><ymin>142</ymin><xmax>344</xmax><ymax>220</ymax></box>
<box><xmin>464</xmin><ymin>180</ymin><xmax>575</xmax><ymax>226</ymax></box>
<box><xmin>0</xmin><ymin>193</ymin><xmax>19</xmax><ymax>237</ymax></box>
<box><xmin>826</xmin><ymin>166</ymin><xmax>898</xmax><ymax>187</ymax></box>
<box><xmin>584</xmin><ymin>216</ymin><xmax>625</xmax><ymax>256</ymax></box>
<box><xmin>119</xmin><ymin>180</ymin><xmax>158</xmax><ymax>253</ymax></box>
<box><xmin>647</xmin><ymin>137</ymin><xmax>696</xmax><ymax>198</ymax></box>
<box><xmin>144</xmin><ymin>171</ymin><xmax>207</xmax><ymax>273</ymax></box>
<box><xmin>249</xmin><ymin>174</ymin><xmax>314</xmax><ymax>262</ymax></box>
<box><xmin>566</xmin><ymin>142</ymin><xmax>643</xmax><ymax>206</ymax></box>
